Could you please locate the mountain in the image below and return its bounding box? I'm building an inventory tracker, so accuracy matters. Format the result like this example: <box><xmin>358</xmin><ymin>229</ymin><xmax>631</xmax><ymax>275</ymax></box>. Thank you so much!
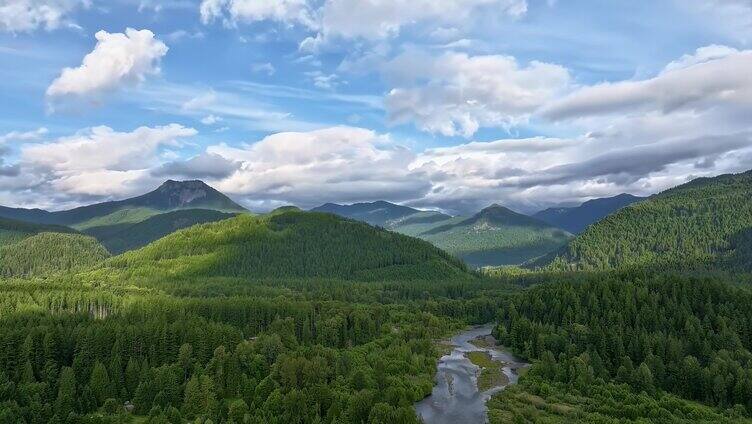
<box><xmin>0</xmin><ymin>217</ymin><xmax>77</xmax><ymax>246</ymax></box>
<box><xmin>94</xmin><ymin>210</ymin><xmax>470</xmax><ymax>282</ymax></box>
<box><xmin>86</xmin><ymin>209</ymin><xmax>237</xmax><ymax>255</ymax></box>
<box><xmin>412</xmin><ymin>205</ymin><xmax>572</xmax><ymax>268</ymax></box>
<box><xmin>1</xmin><ymin>232</ymin><xmax>109</xmax><ymax>277</ymax></box>
<box><xmin>311</xmin><ymin>201</ymin><xmax>427</xmax><ymax>227</ymax></box>
<box><xmin>312</xmin><ymin>201</ymin><xmax>571</xmax><ymax>267</ymax></box>
<box><xmin>539</xmin><ymin>170</ymin><xmax>752</xmax><ymax>270</ymax></box>
<box><xmin>384</xmin><ymin>210</ymin><xmax>456</xmax><ymax>236</ymax></box>
<box><xmin>533</xmin><ymin>193</ymin><xmax>645</xmax><ymax>233</ymax></box>
<box><xmin>0</xmin><ymin>180</ymin><xmax>246</xmax><ymax>227</ymax></box>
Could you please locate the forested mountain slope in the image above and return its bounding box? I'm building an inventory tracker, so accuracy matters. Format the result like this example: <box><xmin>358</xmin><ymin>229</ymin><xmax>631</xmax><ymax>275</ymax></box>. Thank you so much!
<box><xmin>95</xmin><ymin>210</ymin><xmax>470</xmax><ymax>282</ymax></box>
<box><xmin>415</xmin><ymin>205</ymin><xmax>572</xmax><ymax>267</ymax></box>
<box><xmin>541</xmin><ymin>170</ymin><xmax>752</xmax><ymax>270</ymax></box>
<box><xmin>0</xmin><ymin>180</ymin><xmax>246</xmax><ymax>227</ymax></box>
<box><xmin>0</xmin><ymin>217</ymin><xmax>76</xmax><ymax>246</ymax></box>
<box><xmin>84</xmin><ymin>209</ymin><xmax>237</xmax><ymax>254</ymax></box>
<box><xmin>0</xmin><ymin>232</ymin><xmax>110</xmax><ymax>277</ymax></box>
<box><xmin>534</xmin><ymin>193</ymin><xmax>645</xmax><ymax>234</ymax></box>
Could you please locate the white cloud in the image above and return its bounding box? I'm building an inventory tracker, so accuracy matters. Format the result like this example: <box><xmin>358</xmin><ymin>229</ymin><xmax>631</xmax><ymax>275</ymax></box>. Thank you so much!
<box><xmin>316</xmin><ymin>0</ymin><xmax>526</xmax><ymax>40</ymax></box>
<box><xmin>201</xmin><ymin>114</ymin><xmax>222</xmax><ymax>125</ymax></box>
<box><xmin>682</xmin><ymin>0</ymin><xmax>752</xmax><ymax>42</ymax></box>
<box><xmin>0</xmin><ymin>127</ymin><xmax>48</xmax><ymax>144</ymax></box>
<box><xmin>541</xmin><ymin>47</ymin><xmax>752</xmax><ymax>121</ymax></box>
<box><xmin>662</xmin><ymin>44</ymin><xmax>739</xmax><ymax>73</ymax></box>
<box><xmin>0</xmin><ymin>0</ymin><xmax>87</xmax><ymax>33</ymax></box>
<box><xmin>153</xmin><ymin>152</ymin><xmax>241</xmax><ymax>179</ymax></box>
<box><xmin>385</xmin><ymin>50</ymin><xmax>570</xmax><ymax>137</ymax></box>
<box><xmin>200</xmin><ymin>0</ymin><xmax>314</xmax><ymax>27</ymax></box>
<box><xmin>305</xmin><ymin>70</ymin><xmax>339</xmax><ymax>89</ymax></box>
<box><xmin>20</xmin><ymin>124</ymin><xmax>196</xmax><ymax>197</ymax></box>
<box><xmin>207</xmin><ymin>126</ymin><xmax>429</xmax><ymax>207</ymax></box>
<box><xmin>46</xmin><ymin>28</ymin><xmax>168</xmax><ymax>98</ymax></box>
<box><xmin>201</xmin><ymin>0</ymin><xmax>526</xmax><ymax>43</ymax></box>
<box><xmin>251</xmin><ymin>62</ymin><xmax>276</xmax><ymax>75</ymax></box>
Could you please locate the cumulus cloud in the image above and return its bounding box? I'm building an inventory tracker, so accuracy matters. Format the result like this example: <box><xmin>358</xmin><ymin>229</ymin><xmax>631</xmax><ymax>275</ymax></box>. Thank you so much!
<box><xmin>0</xmin><ymin>0</ymin><xmax>87</xmax><ymax>33</ymax></box>
<box><xmin>153</xmin><ymin>152</ymin><xmax>241</xmax><ymax>179</ymax></box>
<box><xmin>207</xmin><ymin>126</ymin><xmax>430</xmax><ymax>208</ymax></box>
<box><xmin>20</xmin><ymin>124</ymin><xmax>196</xmax><ymax>197</ymax></box>
<box><xmin>385</xmin><ymin>51</ymin><xmax>570</xmax><ymax>137</ymax></box>
<box><xmin>46</xmin><ymin>28</ymin><xmax>168</xmax><ymax>98</ymax></box>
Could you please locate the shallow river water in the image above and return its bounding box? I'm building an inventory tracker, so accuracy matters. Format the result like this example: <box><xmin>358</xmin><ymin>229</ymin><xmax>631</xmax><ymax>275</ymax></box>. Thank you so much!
<box><xmin>414</xmin><ymin>324</ymin><xmax>529</xmax><ymax>424</ymax></box>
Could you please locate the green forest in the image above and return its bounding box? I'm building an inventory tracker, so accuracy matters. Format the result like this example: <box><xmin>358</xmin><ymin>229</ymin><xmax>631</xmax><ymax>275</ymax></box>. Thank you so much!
<box><xmin>0</xmin><ymin>172</ymin><xmax>752</xmax><ymax>423</ymax></box>
<box><xmin>541</xmin><ymin>170</ymin><xmax>752</xmax><ymax>271</ymax></box>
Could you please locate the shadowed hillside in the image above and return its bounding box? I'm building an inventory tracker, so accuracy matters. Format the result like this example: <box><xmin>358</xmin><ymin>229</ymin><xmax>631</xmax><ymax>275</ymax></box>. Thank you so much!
<box><xmin>96</xmin><ymin>210</ymin><xmax>470</xmax><ymax>282</ymax></box>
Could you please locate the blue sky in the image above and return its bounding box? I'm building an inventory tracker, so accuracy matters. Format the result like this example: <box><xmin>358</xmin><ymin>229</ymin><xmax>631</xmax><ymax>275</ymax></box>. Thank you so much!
<box><xmin>1</xmin><ymin>0</ymin><xmax>751</xmax><ymax>214</ymax></box>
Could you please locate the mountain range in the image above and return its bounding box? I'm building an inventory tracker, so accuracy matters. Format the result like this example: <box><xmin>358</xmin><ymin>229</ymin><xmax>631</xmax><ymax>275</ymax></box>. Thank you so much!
<box><xmin>533</xmin><ymin>193</ymin><xmax>645</xmax><ymax>234</ymax></box>
<box><xmin>0</xmin><ymin>180</ymin><xmax>246</xmax><ymax>262</ymax></box>
<box><xmin>310</xmin><ymin>193</ymin><xmax>649</xmax><ymax>267</ymax></box>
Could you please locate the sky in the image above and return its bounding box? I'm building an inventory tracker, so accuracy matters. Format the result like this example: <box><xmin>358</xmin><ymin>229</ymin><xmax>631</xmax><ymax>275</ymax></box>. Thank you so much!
<box><xmin>1</xmin><ymin>0</ymin><xmax>751</xmax><ymax>215</ymax></box>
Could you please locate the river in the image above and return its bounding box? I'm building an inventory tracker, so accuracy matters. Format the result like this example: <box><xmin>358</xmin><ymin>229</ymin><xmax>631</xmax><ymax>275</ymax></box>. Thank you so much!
<box><xmin>415</xmin><ymin>323</ymin><xmax>529</xmax><ymax>424</ymax></box>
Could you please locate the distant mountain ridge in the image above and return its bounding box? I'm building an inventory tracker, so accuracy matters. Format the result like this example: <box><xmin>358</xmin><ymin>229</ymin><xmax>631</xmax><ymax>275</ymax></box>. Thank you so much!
<box><xmin>413</xmin><ymin>205</ymin><xmax>572</xmax><ymax>267</ymax></box>
<box><xmin>534</xmin><ymin>193</ymin><xmax>645</xmax><ymax>234</ymax></box>
<box><xmin>311</xmin><ymin>200</ymin><xmax>426</xmax><ymax>226</ymax></box>
<box><xmin>0</xmin><ymin>180</ymin><xmax>246</xmax><ymax>227</ymax></box>
<box><xmin>312</xmin><ymin>201</ymin><xmax>572</xmax><ymax>267</ymax></box>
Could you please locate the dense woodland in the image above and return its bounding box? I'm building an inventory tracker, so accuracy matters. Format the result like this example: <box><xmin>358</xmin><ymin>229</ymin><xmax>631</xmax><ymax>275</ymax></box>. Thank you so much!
<box><xmin>492</xmin><ymin>272</ymin><xmax>752</xmax><ymax>421</ymax></box>
<box><xmin>544</xmin><ymin>171</ymin><xmax>752</xmax><ymax>271</ymax></box>
<box><xmin>0</xmin><ymin>274</ymin><xmax>509</xmax><ymax>423</ymax></box>
<box><xmin>0</xmin><ymin>233</ymin><xmax>110</xmax><ymax>278</ymax></box>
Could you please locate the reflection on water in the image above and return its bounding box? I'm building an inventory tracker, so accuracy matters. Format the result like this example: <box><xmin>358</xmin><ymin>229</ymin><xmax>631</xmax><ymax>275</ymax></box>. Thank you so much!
<box><xmin>415</xmin><ymin>324</ymin><xmax>528</xmax><ymax>424</ymax></box>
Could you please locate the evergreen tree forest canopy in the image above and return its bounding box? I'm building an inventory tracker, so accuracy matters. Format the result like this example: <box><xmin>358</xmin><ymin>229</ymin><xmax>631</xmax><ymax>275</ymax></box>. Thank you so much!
<box><xmin>0</xmin><ymin>217</ymin><xmax>77</xmax><ymax>246</ymax></box>
<box><xmin>0</xmin><ymin>232</ymin><xmax>110</xmax><ymax>278</ymax></box>
<box><xmin>538</xmin><ymin>170</ymin><xmax>752</xmax><ymax>271</ymax></box>
<box><xmin>85</xmin><ymin>209</ymin><xmax>237</xmax><ymax>255</ymax></box>
<box><xmin>0</xmin><ymin>233</ymin><xmax>512</xmax><ymax>423</ymax></box>
<box><xmin>491</xmin><ymin>271</ymin><xmax>752</xmax><ymax>422</ymax></box>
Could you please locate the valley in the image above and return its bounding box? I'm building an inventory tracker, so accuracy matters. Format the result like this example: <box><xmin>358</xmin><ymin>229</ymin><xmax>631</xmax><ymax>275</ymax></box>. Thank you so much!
<box><xmin>0</xmin><ymin>173</ymin><xmax>750</xmax><ymax>423</ymax></box>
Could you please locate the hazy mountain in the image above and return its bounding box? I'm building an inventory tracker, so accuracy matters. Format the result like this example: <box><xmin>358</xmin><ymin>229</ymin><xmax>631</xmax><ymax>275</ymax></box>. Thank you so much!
<box><xmin>533</xmin><ymin>193</ymin><xmax>645</xmax><ymax>234</ymax></box>
<box><xmin>413</xmin><ymin>204</ymin><xmax>572</xmax><ymax>268</ymax></box>
<box><xmin>0</xmin><ymin>180</ymin><xmax>246</xmax><ymax>227</ymax></box>
<box><xmin>311</xmin><ymin>201</ymin><xmax>423</xmax><ymax>227</ymax></box>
